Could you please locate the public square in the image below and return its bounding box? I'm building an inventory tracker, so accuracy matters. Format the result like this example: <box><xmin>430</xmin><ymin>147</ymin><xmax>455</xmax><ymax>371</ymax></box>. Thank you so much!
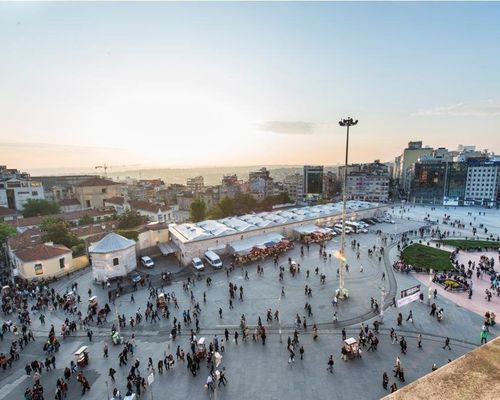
<box><xmin>1</xmin><ymin>205</ymin><xmax>498</xmax><ymax>400</ymax></box>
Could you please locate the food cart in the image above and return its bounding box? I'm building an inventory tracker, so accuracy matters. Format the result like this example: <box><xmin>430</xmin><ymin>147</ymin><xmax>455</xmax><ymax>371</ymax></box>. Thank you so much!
<box><xmin>343</xmin><ymin>337</ymin><xmax>359</xmax><ymax>360</ymax></box>
<box><xmin>196</xmin><ymin>337</ymin><xmax>207</xmax><ymax>359</ymax></box>
<box><xmin>74</xmin><ymin>346</ymin><xmax>89</xmax><ymax>368</ymax></box>
<box><xmin>88</xmin><ymin>296</ymin><xmax>98</xmax><ymax>313</ymax></box>
<box><xmin>63</xmin><ymin>291</ymin><xmax>76</xmax><ymax>308</ymax></box>
<box><xmin>111</xmin><ymin>330</ymin><xmax>122</xmax><ymax>345</ymax></box>
<box><xmin>157</xmin><ymin>293</ymin><xmax>166</xmax><ymax>308</ymax></box>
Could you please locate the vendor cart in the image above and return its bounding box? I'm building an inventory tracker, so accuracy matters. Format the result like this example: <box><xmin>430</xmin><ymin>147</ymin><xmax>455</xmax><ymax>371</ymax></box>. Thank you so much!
<box><xmin>196</xmin><ymin>337</ymin><xmax>207</xmax><ymax>359</ymax></box>
<box><xmin>74</xmin><ymin>345</ymin><xmax>89</xmax><ymax>368</ymax></box>
<box><xmin>111</xmin><ymin>330</ymin><xmax>122</xmax><ymax>345</ymax></box>
<box><xmin>88</xmin><ymin>296</ymin><xmax>98</xmax><ymax>313</ymax></box>
<box><xmin>157</xmin><ymin>293</ymin><xmax>166</xmax><ymax>308</ymax></box>
<box><xmin>343</xmin><ymin>337</ymin><xmax>360</xmax><ymax>360</ymax></box>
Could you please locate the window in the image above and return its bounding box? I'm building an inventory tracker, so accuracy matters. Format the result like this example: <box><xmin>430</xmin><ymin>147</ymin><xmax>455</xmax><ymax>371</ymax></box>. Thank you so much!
<box><xmin>59</xmin><ymin>257</ymin><xmax>65</xmax><ymax>269</ymax></box>
<box><xmin>32</xmin><ymin>191</ymin><xmax>38</xmax><ymax>196</ymax></box>
<box><xmin>86</xmin><ymin>200</ymin><xmax>91</xmax><ymax>208</ymax></box>
<box><xmin>102</xmin><ymin>188</ymin><xmax>107</xmax><ymax>194</ymax></box>
<box><xmin>34</xmin><ymin>263</ymin><xmax>43</xmax><ymax>275</ymax></box>
<box><xmin>113</xmin><ymin>258</ymin><xmax>119</xmax><ymax>266</ymax></box>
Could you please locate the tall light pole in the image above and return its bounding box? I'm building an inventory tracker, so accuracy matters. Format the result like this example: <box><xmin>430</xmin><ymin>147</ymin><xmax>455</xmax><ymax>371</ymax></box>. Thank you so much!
<box><xmin>338</xmin><ymin>117</ymin><xmax>358</xmax><ymax>298</ymax></box>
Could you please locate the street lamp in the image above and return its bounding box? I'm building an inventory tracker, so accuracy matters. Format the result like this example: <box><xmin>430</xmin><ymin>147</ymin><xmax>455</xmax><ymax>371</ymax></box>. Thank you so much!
<box><xmin>338</xmin><ymin>117</ymin><xmax>358</xmax><ymax>298</ymax></box>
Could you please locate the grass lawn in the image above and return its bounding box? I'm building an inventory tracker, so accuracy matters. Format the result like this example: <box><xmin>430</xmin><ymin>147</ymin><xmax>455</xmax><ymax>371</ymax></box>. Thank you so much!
<box><xmin>401</xmin><ymin>243</ymin><xmax>454</xmax><ymax>271</ymax></box>
<box><xmin>439</xmin><ymin>239</ymin><xmax>500</xmax><ymax>250</ymax></box>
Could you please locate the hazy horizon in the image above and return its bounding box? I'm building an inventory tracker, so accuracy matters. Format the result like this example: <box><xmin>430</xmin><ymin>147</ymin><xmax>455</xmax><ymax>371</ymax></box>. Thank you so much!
<box><xmin>1</xmin><ymin>2</ymin><xmax>499</xmax><ymax>169</ymax></box>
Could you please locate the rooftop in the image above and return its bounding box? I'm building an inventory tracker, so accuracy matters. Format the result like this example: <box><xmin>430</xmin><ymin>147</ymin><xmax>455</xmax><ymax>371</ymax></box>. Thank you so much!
<box><xmin>128</xmin><ymin>199</ymin><xmax>170</xmax><ymax>213</ymax></box>
<box><xmin>58</xmin><ymin>198</ymin><xmax>80</xmax><ymax>206</ymax></box>
<box><xmin>6</xmin><ymin>208</ymin><xmax>115</xmax><ymax>229</ymax></box>
<box><xmin>15</xmin><ymin>243</ymin><xmax>71</xmax><ymax>262</ymax></box>
<box><xmin>74</xmin><ymin>177</ymin><xmax>120</xmax><ymax>187</ymax></box>
<box><xmin>170</xmin><ymin>201</ymin><xmax>379</xmax><ymax>242</ymax></box>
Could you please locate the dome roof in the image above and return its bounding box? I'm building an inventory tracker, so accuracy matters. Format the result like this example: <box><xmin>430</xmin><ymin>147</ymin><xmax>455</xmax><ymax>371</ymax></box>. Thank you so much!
<box><xmin>89</xmin><ymin>232</ymin><xmax>135</xmax><ymax>254</ymax></box>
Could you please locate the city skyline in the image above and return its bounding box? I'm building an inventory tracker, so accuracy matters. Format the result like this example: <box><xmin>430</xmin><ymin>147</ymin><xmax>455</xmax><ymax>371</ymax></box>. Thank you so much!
<box><xmin>1</xmin><ymin>2</ymin><xmax>500</xmax><ymax>170</ymax></box>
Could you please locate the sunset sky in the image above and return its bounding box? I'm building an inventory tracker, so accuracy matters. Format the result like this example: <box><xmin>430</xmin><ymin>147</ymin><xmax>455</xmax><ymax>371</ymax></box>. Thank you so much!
<box><xmin>1</xmin><ymin>2</ymin><xmax>499</xmax><ymax>171</ymax></box>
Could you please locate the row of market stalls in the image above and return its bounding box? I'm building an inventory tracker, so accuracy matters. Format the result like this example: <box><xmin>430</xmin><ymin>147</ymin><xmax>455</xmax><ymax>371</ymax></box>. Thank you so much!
<box><xmin>228</xmin><ymin>232</ymin><xmax>294</xmax><ymax>265</ymax></box>
<box><xmin>293</xmin><ymin>224</ymin><xmax>335</xmax><ymax>243</ymax></box>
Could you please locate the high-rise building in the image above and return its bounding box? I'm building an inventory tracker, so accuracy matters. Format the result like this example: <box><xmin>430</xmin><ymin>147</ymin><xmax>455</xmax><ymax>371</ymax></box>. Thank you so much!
<box><xmin>465</xmin><ymin>159</ymin><xmax>500</xmax><ymax>206</ymax></box>
<box><xmin>249</xmin><ymin>168</ymin><xmax>273</xmax><ymax>197</ymax></box>
<box><xmin>394</xmin><ymin>141</ymin><xmax>434</xmax><ymax>193</ymax></box>
<box><xmin>0</xmin><ymin>166</ymin><xmax>45</xmax><ymax>210</ymax></box>
<box><xmin>186</xmin><ymin>176</ymin><xmax>204</xmax><ymax>194</ymax></box>
<box><xmin>303</xmin><ymin>165</ymin><xmax>323</xmax><ymax>197</ymax></box>
<box><xmin>343</xmin><ymin>161</ymin><xmax>390</xmax><ymax>203</ymax></box>
<box><xmin>283</xmin><ymin>173</ymin><xmax>304</xmax><ymax>201</ymax></box>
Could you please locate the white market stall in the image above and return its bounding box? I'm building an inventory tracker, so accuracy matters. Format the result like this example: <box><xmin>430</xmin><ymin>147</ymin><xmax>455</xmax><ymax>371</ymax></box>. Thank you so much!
<box><xmin>293</xmin><ymin>224</ymin><xmax>334</xmax><ymax>243</ymax></box>
<box><xmin>228</xmin><ymin>232</ymin><xmax>293</xmax><ymax>264</ymax></box>
<box><xmin>89</xmin><ymin>232</ymin><xmax>137</xmax><ymax>282</ymax></box>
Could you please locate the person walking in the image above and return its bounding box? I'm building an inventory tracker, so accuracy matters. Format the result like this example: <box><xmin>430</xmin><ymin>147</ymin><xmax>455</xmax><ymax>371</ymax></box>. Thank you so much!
<box><xmin>299</xmin><ymin>346</ymin><xmax>304</xmax><ymax>360</ymax></box>
<box><xmin>417</xmin><ymin>333</ymin><xmax>422</xmax><ymax>349</ymax></box>
<box><xmin>103</xmin><ymin>343</ymin><xmax>108</xmax><ymax>358</ymax></box>
<box><xmin>480</xmin><ymin>329</ymin><xmax>489</xmax><ymax>344</ymax></box>
<box><xmin>382</xmin><ymin>371</ymin><xmax>389</xmax><ymax>390</ymax></box>
<box><xmin>406</xmin><ymin>310</ymin><xmax>413</xmax><ymax>323</ymax></box>
<box><xmin>327</xmin><ymin>355</ymin><xmax>334</xmax><ymax>373</ymax></box>
<box><xmin>109</xmin><ymin>367</ymin><xmax>116</xmax><ymax>382</ymax></box>
<box><xmin>443</xmin><ymin>337</ymin><xmax>451</xmax><ymax>350</ymax></box>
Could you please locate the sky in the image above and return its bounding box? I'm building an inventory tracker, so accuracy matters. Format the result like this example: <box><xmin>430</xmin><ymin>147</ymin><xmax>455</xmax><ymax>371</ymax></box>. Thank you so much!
<box><xmin>1</xmin><ymin>1</ymin><xmax>500</xmax><ymax>171</ymax></box>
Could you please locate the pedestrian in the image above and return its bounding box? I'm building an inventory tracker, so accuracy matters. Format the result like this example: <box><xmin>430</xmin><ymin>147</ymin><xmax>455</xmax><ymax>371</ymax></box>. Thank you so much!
<box><xmin>417</xmin><ymin>333</ymin><xmax>422</xmax><ymax>349</ymax></box>
<box><xmin>390</xmin><ymin>382</ymin><xmax>398</xmax><ymax>393</ymax></box>
<box><xmin>103</xmin><ymin>343</ymin><xmax>108</xmax><ymax>358</ymax></box>
<box><xmin>443</xmin><ymin>337</ymin><xmax>451</xmax><ymax>350</ymax></box>
<box><xmin>327</xmin><ymin>355</ymin><xmax>334</xmax><ymax>373</ymax></box>
<box><xmin>109</xmin><ymin>367</ymin><xmax>116</xmax><ymax>382</ymax></box>
<box><xmin>382</xmin><ymin>371</ymin><xmax>389</xmax><ymax>390</ymax></box>
<box><xmin>299</xmin><ymin>346</ymin><xmax>304</xmax><ymax>360</ymax></box>
<box><xmin>406</xmin><ymin>310</ymin><xmax>413</xmax><ymax>323</ymax></box>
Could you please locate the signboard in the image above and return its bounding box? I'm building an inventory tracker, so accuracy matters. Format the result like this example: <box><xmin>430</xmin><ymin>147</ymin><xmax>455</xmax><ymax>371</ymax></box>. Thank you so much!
<box><xmin>147</xmin><ymin>373</ymin><xmax>155</xmax><ymax>386</ymax></box>
<box><xmin>397</xmin><ymin>292</ymin><xmax>420</xmax><ymax>308</ymax></box>
<box><xmin>401</xmin><ymin>284</ymin><xmax>421</xmax><ymax>298</ymax></box>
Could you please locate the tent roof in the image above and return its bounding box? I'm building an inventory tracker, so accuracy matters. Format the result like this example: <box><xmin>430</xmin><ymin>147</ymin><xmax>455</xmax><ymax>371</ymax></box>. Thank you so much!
<box><xmin>88</xmin><ymin>232</ymin><xmax>135</xmax><ymax>253</ymax></box>
<box><xmin>229</xmin><ymin>232</ymin><xmax>284</xmax><ymax>254</ymax></box>
<box><xmin>293</xmin><ymin>224</ymin><xmax>332</xmax><ymax>235</ymax></box>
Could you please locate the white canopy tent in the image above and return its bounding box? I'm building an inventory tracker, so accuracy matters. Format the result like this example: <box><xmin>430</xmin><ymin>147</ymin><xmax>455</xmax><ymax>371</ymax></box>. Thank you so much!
<box><xmin>228</xmin><ymin>232</ymin><xmax>284</xmax><ymax>255</ymax></box>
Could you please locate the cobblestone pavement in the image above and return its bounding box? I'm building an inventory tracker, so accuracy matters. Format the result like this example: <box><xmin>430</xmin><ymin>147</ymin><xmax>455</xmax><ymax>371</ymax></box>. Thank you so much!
<box><xmin>1</xmin><ymin>205</ymin><xmax>498</xmax><ymax>400</ymax></box>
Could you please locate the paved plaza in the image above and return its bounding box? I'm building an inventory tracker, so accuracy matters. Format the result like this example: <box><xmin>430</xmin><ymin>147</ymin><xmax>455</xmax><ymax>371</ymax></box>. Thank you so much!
<box><xmin>1</xmin><ymin>205</ymin><xmax>498</xmax><ymax>400</ymax></box>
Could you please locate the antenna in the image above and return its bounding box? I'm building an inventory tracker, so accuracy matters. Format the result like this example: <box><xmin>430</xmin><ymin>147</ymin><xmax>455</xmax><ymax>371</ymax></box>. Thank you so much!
<box><xmin>95</xmin><ymin>164</ymin><xmax>110</xmax><ymax>177</ymax></box>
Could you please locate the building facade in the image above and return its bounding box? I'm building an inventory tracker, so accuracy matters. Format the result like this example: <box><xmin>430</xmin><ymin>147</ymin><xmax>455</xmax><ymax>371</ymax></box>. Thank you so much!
<box><xmin>73</xmin><ymin>177</ymin><xmax>123</xmax><ymax>209</ymax></box>
<box><xmin>303</xmin><ymin>165</ymin><xmax>323</xmax><ymax>198</ymax></box>
<box><xmin>0</xmin><ymin>166</ymin><xmax>45</xmax><ymax>210</ymax></box>
<box><xmin>283</xmin><ymin>173</ymin><xmax>304</xmax><ymax>202</ymax></box>
<box><xmin>465</xmin><ymin>159</ymin><xmax>500</xmax><ymax>206</ymax></box>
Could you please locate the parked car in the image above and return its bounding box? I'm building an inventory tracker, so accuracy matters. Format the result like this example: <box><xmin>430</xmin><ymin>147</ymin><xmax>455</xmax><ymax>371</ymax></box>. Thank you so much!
<box><xmin>128</xmin><ymin>271</ymin><xmax>142</xmax><ymax>284</ymax></box>
<box><xmin>192</xmin><ymin>257</ymin><xmax>205</xmax><ymax>271</ymax></box>
<box><xmin>140</xmin><ymin>256</ymin><xmax>155</xmax><ymax>268</ymax></box>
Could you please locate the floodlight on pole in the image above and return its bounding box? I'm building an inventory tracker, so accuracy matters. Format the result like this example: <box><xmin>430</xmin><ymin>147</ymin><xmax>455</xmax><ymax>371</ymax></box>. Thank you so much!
<box><xmin>337</xmin><ymin>117</ymin><xmax>358</xmax><ymax>298</ymax></box>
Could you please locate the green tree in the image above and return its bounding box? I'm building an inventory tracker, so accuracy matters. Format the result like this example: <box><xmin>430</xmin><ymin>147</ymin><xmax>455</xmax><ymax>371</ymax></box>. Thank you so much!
<box><xmin>218</xmin><ymin>197</ymin><xmax>235</xmax><ymax>217</ymax></box>
<box><xmin>207</xmin><ymin>204</ymin><xmax>225</xmax><ymax>220</ymax></box>
<box><xmin>78</xmin><ymin>214</ymin><xmax>94</xmax><ymax>226</ymax></box>
<box><xmin>116</xmin><ymin>229</ymin><xmax>139</xmax><ymax>241</ymax></box>
<box><xmin>22</xmin><ymin>199</ymin><xmax>60</xmax><ymax>218</ymax></box>
<box><xmin>234</xmin><ymin>193</ymin><xmax>258</xmax><ymax>214</ymax></box>
<box><xmin>190</xmin><ymin>200</ymin><xmax>207</xmax><ymax>222</ymax></box>
<box><xmin>40</xmin><ymin>218</ymin><xmax>81</xmax><ymax>249</ymax></box>
<box><xmin>0</xmin><ymin>223</ymin><xmax>16</xmax><ymax>244</ymax></box>
<box><xmin>118</xmin><ymin>210</ymin><xmax>145</xmax><ymax>229</ymax></box>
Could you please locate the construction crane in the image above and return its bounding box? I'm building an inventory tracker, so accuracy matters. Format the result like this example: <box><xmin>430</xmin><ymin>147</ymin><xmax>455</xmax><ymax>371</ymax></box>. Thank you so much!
<box><xmin>95</xmin><ymin>164</ymin><xmax>110</xmax><ymax>177</ymax></box>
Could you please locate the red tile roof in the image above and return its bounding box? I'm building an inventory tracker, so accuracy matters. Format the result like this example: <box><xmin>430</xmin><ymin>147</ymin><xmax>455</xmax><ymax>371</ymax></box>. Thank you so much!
<box><xmin>58</xmin><ymin>198</ymin><xmax>80</xmax><ymax>206</ymax></box>
<box><xmin>6</xmin><ymin>209</ymin><xmax>115</xmax><ymax>228</ymax></box>
<box><xmin>7</xmin><ymin>228</ymin><xmax>42</xmax><ymax>251</ymax></box>
<box><xmin>104</xmin><ymin>197</ymin><xmax>125</xmax><ymax>206</ymax></box>
<box><xmin>15</xmin><ymin>243</ymin><xmax>71</xmax><ymax>262</ymax></box>
<box><xmin>74</xmin><ymin>177</ymin><xmax>120</xmax><ymax>187</ymax></box>
<box><xmin>0</xmin><ymin>206</ymin><xmax>19</xmax><ymax>217</ymax></box>
<box><xmin>128</xmin><ymin>199</ymin><xmax>170</xmax><ymax>214</ymax></box>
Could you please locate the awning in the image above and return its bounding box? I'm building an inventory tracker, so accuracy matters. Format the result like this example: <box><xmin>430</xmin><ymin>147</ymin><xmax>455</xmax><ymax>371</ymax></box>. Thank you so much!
<box><xmin>293</xmin><ymin>224</ymin><xmax>332</xmax><ymax>235</ymax></box>
<box><xmin>158</xmin><ymin>241</ymin><xmax>180</xmax><ymax>255</ymax></box>
<box><xmin>228</xmin><ymin>232</ymin><xmax>284</xmax><ymax>254</ymax></box>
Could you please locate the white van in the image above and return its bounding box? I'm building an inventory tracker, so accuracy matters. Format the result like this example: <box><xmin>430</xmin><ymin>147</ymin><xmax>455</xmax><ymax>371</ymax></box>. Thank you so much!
<box><xmin>204</xmin><ymin>250</ymin><xmax>223</xmax><ymax>269</ymax></box>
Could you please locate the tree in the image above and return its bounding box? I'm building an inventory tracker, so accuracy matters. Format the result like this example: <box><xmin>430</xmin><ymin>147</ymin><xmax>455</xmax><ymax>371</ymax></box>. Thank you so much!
<box><xmin>78</xmin><ymin>215</ymin><xmax>94</xmax><ymax>226</ymax></box>
<box><xmin>234</xmin><ymin>193</ymin><xmax>258</xmax><ymax>215</ymax></box>
<box><xmin>40</xmin><ymin>217</ymin><xmax>81</xmax><ymax>249</ymax></box>
<box><xmin>116</xmin><ymin>229</ymin><xmax>139</xmax><ymax>241</ymax></box>
<box><xmin>0</xmin><ymin>223</ymin><xmax>16</xmax><ymax>244</ymax></box>
<box><xmin>118</xmin><ymin>210</ymin><xmax>145</xmax><ymax>229</ymax></box>
<box><xmin>218</xmin><ymin>197</ymin><xmax>235</xmax><ymax>217</ymax></box>
<box><xmin>190</xmin><ymin>200</ymin><xmax>207</xmax><ymax>222</ymax></box>
<box><xmin>22</xmin><ymin>199</ymin><xmax>60</xmax><ymax>218</ymax></box>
